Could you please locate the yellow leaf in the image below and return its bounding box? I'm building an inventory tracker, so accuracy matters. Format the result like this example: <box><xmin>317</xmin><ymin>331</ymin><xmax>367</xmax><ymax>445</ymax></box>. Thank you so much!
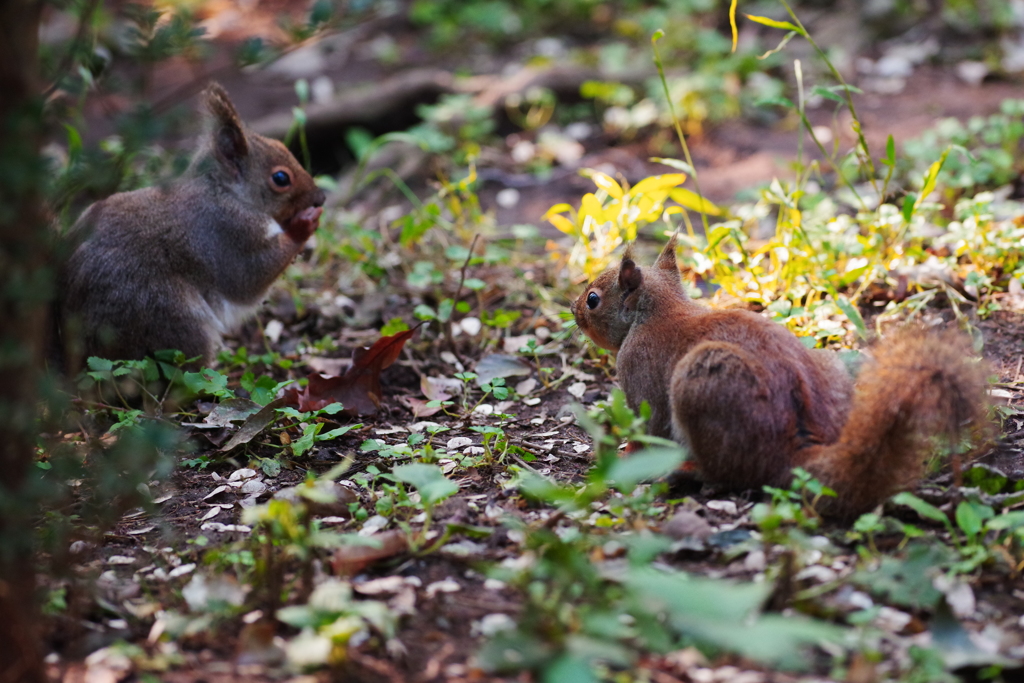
<box><xmin>582</xmin><ymin>170</ymin><xmax>624</xmax><ymax>199</ymax></box>
<box><xmin>543</xmin><ymin>203</ymin><xmax>574</xmax><ymax>219</ymax></box>
<box><xmin>629</xmin><ymin>174</ymin><xmax>688</xmax><ymax>197</ymax></box>
<box><xmin>729</xmin><ymin>0</ymin><xmax>739</xmax><ymax>52</ymax></box>
<box><xmin>547</xmin><ymin>213</ymin><xmax>578</xmax><ymax>236</ymax></box>
<box><xmin>634</xmin><ymin>195</ymin><xmax>664</xmax><ymax>223</ymax></box>
<box><xmin>916</xmin><ymin>147</ymin><xmax>950</xmax><ymax>209</ymax></box>
<box><xmin>744</xmin><ymin>14</ymin><xmax>800</xmax><ymax>31</ymax></box>
<box><xmin>580</xmin><ymin>193</ymin><xmax>608</xmax><ymax>224</ymax></box>
<box><xmin>706</xmin><ymin>225</ymin><xmax>732</xmax><ymax>249</ymax></box>
<box><xmin>669</xmin><ymin>188</ymin><xmax>723</xmax><ymax>216</ymax></box>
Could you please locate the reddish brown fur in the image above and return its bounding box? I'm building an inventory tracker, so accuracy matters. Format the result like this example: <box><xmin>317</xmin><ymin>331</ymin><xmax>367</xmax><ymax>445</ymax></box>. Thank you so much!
<box><xmin>572</xmin><ymin>237</ymin><xmax>992</xmax><ymax>519</ymax></box>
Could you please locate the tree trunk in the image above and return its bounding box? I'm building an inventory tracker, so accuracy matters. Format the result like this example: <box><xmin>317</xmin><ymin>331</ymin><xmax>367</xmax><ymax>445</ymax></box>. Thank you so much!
<box><xmin>0</xmin><ymin>0</ymin><xmax>49</xmax><ymax>680</ymax></box>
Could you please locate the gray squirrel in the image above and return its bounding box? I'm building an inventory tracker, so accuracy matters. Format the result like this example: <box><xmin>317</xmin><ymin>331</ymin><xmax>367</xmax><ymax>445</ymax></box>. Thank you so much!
<box><xmin>57</xmin><ymin>83</ymin><xmax>325</xmax><ymax>366</ymax></box>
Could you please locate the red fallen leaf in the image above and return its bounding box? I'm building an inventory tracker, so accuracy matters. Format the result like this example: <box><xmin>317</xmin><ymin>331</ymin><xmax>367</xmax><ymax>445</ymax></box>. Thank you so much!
<box><xmin>284</xmin><ymin>328</ymin><xmax>417</xmax><ymax>416</ymax></box>
<box><xmin>331</xmin><ymin>530</ymin><xmax>408</xmax><ymax>576</ymax></box>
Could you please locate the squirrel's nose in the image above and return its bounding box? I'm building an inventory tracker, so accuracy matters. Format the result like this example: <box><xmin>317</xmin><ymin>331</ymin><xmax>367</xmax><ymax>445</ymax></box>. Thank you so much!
<box><xmin>312</xmin><ymin>188</ymin><xmax>326</xmax><ymax>207</ymax></box>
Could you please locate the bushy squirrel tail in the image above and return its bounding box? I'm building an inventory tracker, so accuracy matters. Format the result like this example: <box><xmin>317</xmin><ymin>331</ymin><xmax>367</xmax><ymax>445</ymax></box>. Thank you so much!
<box><xmin>802</xmin><ymin>327</ymin><xmax>993</xmax><ymax>520</ymax></box>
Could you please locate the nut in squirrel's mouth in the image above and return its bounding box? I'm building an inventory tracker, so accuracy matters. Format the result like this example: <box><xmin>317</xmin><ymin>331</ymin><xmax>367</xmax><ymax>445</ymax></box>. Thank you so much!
<box><xmin>292</xmin><ymin>206</ymin><xmax>323</xmax><ymax>226</ymax></box>
<box><xmin>283</xmin><ymin>206</ymin><xmax>324</xmax><ymax>241</ymax></box>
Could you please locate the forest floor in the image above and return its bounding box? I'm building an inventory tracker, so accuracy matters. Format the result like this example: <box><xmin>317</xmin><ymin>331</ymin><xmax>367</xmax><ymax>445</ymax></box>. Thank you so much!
<box><xmin>47</xmin><ymin>3</ymin><xmax>1024</xmax><ymax>682</ymax></box>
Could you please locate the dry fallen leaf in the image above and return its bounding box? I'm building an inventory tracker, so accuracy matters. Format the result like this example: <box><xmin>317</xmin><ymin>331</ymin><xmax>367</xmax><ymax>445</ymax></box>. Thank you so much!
<box><xmin>284</xmin><ymin>328</ymin><xmax>418</xmax><ymax>415</ymax></box>
<box><xmin>400</xmin><ymin>396</ymin><xmax>444</xmax><ymax>418</ymax></box>
<box><xmin>235</xmin><ymin>618</ymin><xmax>286</xmax><ymax>667</ymax></box>
<box><xmin>331</xmin><ymin>530</ymin><xmax>408</xmax><ymax>576</ymax></box>
<box><xmin>219</xmin><ymin>398</ymin><xmax>289</xmax><ymax>452</ymax></box>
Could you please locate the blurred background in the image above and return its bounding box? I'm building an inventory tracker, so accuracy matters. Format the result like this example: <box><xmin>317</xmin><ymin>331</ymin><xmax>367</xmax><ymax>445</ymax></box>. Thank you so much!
<box><xmin>40</xmin><ymin>0</ymin><xmax>1024</xmax><ymax>231</ymax></box>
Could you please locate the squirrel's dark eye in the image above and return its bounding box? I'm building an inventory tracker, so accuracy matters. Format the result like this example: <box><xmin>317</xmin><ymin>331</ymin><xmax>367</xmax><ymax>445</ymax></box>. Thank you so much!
<box><xmin>269</xmin><ymin>167</ymin><xmax>292</xmax><ymax>190</ymax></box>
<box><xmin>587</xmin><ymin>292</ymin><xmax>600</xmax><ymax>310</ymax></box>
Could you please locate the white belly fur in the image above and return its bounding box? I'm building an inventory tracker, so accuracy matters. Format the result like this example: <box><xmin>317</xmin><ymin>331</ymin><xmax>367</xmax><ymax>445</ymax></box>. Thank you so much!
<box><xmin>266</xmin><ymin>217</ymin><xmax>284</xmax><ymax>238</ymax></box>
<box><xmin>191</xmin><ymin>292</ymin><xmax>262</xmax><ymax>340</ymax></box>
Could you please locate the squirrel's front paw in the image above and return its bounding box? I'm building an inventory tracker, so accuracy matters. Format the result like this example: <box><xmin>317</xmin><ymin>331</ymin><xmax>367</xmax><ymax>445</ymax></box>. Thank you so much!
<box><xmin>284</xmin><ymin>206</ymin><xmax>323</xmax><ymax>243</ymax></box>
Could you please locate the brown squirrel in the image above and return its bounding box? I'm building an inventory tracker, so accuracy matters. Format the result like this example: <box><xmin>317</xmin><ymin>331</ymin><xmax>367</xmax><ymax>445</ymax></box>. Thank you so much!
<box><xmin>572</xmin><ymin>236</ymin><xmax>993</xmax><ymax>519</ymax></box>
<box><xmin>56</xmin><ymin>83</ymin><xmax>325</xmax><ymax>366</ymax></box>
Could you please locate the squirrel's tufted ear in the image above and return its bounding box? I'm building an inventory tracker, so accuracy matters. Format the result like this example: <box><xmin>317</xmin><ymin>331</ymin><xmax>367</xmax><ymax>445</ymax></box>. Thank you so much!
<box><xmin>622</xmin><ymin>242</ymin><xmax>635</xmax><ymax>263</ymax></box>
<box><xmin>205</xmin><ymin>82</ymin><xmax>248</xmax><ymax>174</ymax></box>
<box><xmin>655</xmin><ymin>234</ymin><xmax>679</xmax><ymax>271</ymax></box>
<box><xmin>619</xmin><ymin>258</ymin><xmax>643</xmax><ymax>293</ymax></box>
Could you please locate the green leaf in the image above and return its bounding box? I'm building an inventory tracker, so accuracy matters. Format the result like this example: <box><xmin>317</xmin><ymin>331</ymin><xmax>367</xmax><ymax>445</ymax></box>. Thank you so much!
<box><xmin>649</xmin><ymin>157</ymin><xmax>695</xmax><ymax>175</ymax></box>
<box><xmin>183</xmin><ymin>368</ymin><xmax>232</xmax><ymax>398</ymax></box>
<box><xmin>437</xmin><ymin>298</ymin><xmax>454</xmax><ymax>323</ymax></box>
<box><xmin>833</xmin><ymin>294</ymin><xmax>867</xmax><ymax>340</ymax></box>
<box><xmin>517</xmin><ymin>470</ymin><xmax>575</xmax><ymax>506</ymax></box>
<box><xmin>320</xmin><ymin>424</ymin><xmax>360</xmax><ymax>441</ymax></box>
<box><xmin>413</xmin><ymin>304</ymin><xmax>437</xmax><ymax>321</ymax></box>
<box><xmin>914</xmin><ymin>147</ymin><xmax>951</xmax><ymax>214</ymax></box>
<box><xmin>892</xmin><ymin>492</ymin><xmax>951</xmax><ymax>527</ymax></box>
<box><xmin>626</xmin><ymin>568</ymin><xmax>843</xmax><ymax>671</ymax></box>
<box><xmin>985</xmin><ymin>510</ymin><xmax>1024</xmax><ymax>531</ymax></box>
<box><xmin>277</xmin><ymin>407</ymin><xmax>307</xmax><ymax>420</ymax></box>
<box><xmin>345</xmin><ymin>126</ymin><xmax>375</xmax><ymax>161</ymax></box>
<box><xmin>902</xmin><ymin>193</ymin><xmax>916</xmax><ymax>222</ymax></box>
<box><xmin>391</xmin><ymin>463</ymin><xmax>458</xmax><ymax>506</ymax></box>
<box><xmin>261</xmin><ymin>458</ymin><xmax>282</xmax><ymax>477</ymax></box>
<box><xmin>478</xmin><ymin>630</ymin><xmax>553</xmax><ymax>673</ymax></box>
<box><xmin>754</xmin><ymin>96</ymin><xmax>795</xmax><ymax>109</ymax></box>
<box><xmin>955</xmin><ymin>501</ymin><xmax>983</xmax><ymax>541</ymax></box>
<box><xmin>810</xmin><ymin>85</ymin><xmax>846</xmax><ymax>104</ymax></box>
<box><xmin>249</xmin><ymin>374</ymin><xmax>281</xmax><ymax>406</ymax></box>
<box><xmin>295</xmin><ymin>78</ymin><xmax>310</xmax><ymax>104</ymax></box>
<box><xmin>606</xmin><ymin>446</ymin><xmax>686</xmax><ymax>493</ymax></box>
<box><xmin>885</xmin><ymin>134</ymin><xmax>896</xmax><ymax>166</ymax></box>
<box><xmin>292</xmin><ymin>422</ymin><xmax>324</xmax><ymax>458</ymax></box>
<box><xmin>851</xmin><ymin>542</ymin><xmax>948</xmax><ymax>609</ymax></box>
<box><xmin>87</xmin><ymin>357</ymin><xmax>113</xmax><ymax>373</ymax></box>
<box><xmin>380</xmin><ymin>317</ymin><xmax>411</xmax><ymax>337</ymax></box>
<box><xmin>541</xmin><ymin>654</ymin><xmax>598</xmax><ymax>683</ymax></box>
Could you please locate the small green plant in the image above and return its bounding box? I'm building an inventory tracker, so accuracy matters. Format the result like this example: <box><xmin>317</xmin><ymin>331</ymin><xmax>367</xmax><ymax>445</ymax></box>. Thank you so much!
<box><xmin>892</xmin><ymin>491</ymin><xmax>1024</xmax><ymax>576</ymax></box>
<box><xmin>276</xmin><ymin>579</ymin><xmax>397</xmax><ymax>670</ymax></box>
<box><xmin>413</xmin><ymin>94</ymin><xmax>495</xmax><ymax>163</ymax></box>
<box><xmin>901</xmin><ymin>100</ymin><xmax>1024</xmax><ymax>194</ymax></box>
<box><xmin>242</xmin><ymin>464</ymin><xmax>365</xmax><ymax>604</ymax></box>
<box><xmin>386</xmin><ymin>462</ymin><xmax>459</xmax><ymax>550</ymax></box>
<box><xmin>276</xmin><ymin>403</ymin><xmax>362</xmax><ymax>459</ymax></box>
<box><xmin>753</xmin><ymin>467</ymin><xmax>836</xmax><ymax>535</ymax></box>
<box><xmin>516</xmin><ymin>389</ymin><xmax>684</xmax><ymax>521</ymax></box>
<box><xmin>518</xmin><ymin>337</ymin><xmax>557</xmax><ymax>387</ymax></box>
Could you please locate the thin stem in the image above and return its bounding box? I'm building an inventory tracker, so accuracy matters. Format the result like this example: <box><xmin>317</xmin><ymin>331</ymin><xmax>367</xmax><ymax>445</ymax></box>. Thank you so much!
<box><xmin>652</xmin><ymin>32</ymin><xmax>710</xmax><ymax>236</ymax></box>
<box><xmin>779</xmin><ymin>0</ymin><xmax>879</xmax><ymax>197</ymax></box>
<box><xmin>795</xmin><ymin>59</ymin><xmax>805</xmax><ymax>172</ymax></box>
<box><xmin>796</xmin><ymin>108</ymin><xmax>866</xmax><ymax>211</ymax></box>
